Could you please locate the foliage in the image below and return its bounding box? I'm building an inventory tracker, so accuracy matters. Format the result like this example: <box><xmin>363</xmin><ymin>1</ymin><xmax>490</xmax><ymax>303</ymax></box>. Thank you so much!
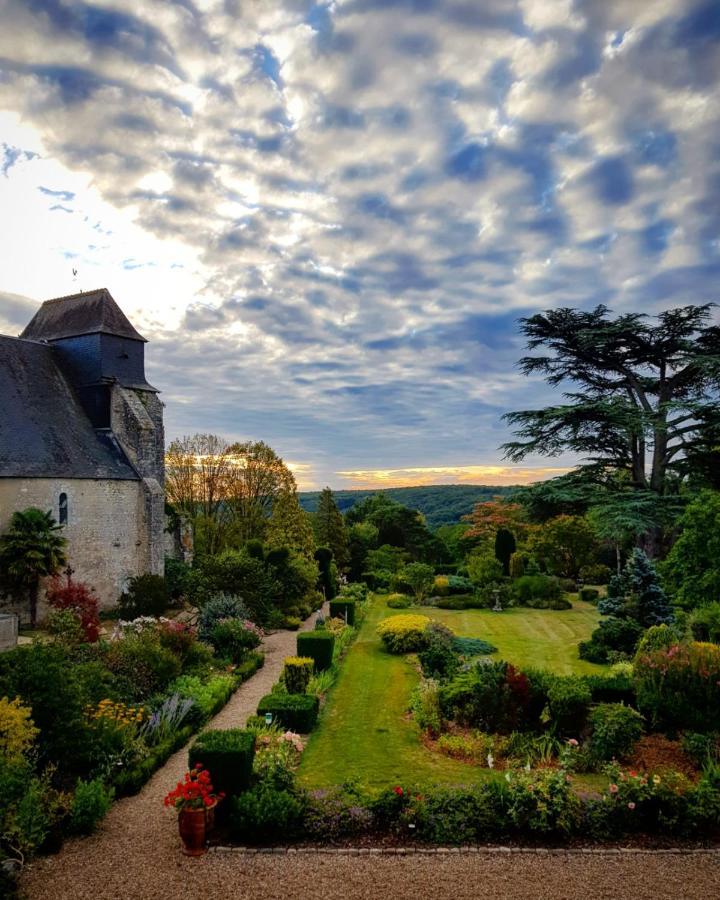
<box><xmin>410</xmin><ymin>679</ymin><xmax>442</xmax><ymax>736</ymax></box>
<box><xmin>118</xmin><ymin>574</ymin><xmax>170</xmax><ymax>619</ymax></box>
<box><xmin>662</xmin><ymin>490</ymin><xmax>720</xmax><ymax>609</ymax></box>
<box><xmin>545</xmin><ymin>676</ymin><xmax>591</xmax><ymax>736</ymax></box>
<box><xmin>634</xmin><ymin>641</ymin><xmax>720</xmax><ymax>731</ymax></box>
<box><xmin>46</xmin><ymin>573</ymin><xmax>100</xmax><ymax>642</ymax></box>
<box><xmin>624</xmin><ymin>549</ymin><xmax>673</xmax><ymax>627</ymax></box>
<box><xmin>139</xmin><ymin>693</ymin><xmax>195</xmax><ymax>746</ymax></box>
<box><xmin>296</xmin><ymin>631</ymin><xmax>335</xmax><ymax>671</ymax></box>
<box><xmin>689</xmin><ymin>603</ymin><xmax>720</xmax><ymax>643</ymax></box>
<box><xmin>256</xmin><ymin>693</ymin><xmax>319</xmax><ymax>733</ymax></box>
<box><xmin>209</xmin><ymin>618</ymin><xmax>262</xmax><ymax>663</ymax></box>
<box><xmin>580</xmin><ymin>563</ymin><xmax>612</xmax><ymax>585</ymax></box>
<box><xmin>597</xmin><ymin>573</ymin><xmax>626</xmax><ymax>616</ymax></box>
<box><xmin>0</xmin><ymin>762</ymin><xmax>68</xmax><ymax>858</ymax></box>
<box><xmin>0</xmin><ymin>697</ymin><xmax>39</xmax><ymax>763</ymax></box>
<box><xmin>682</xmin><ymin>732</ymin><xmax>720</xmax><ymax>768</ymax></box>
<box><xmin>452</xmin><ymin>636</ymin><xmax>498</xmax><ymax>657</ymax></box>
<box><xmin>439</xmin><ymin>660</ymin><xmax>541</xmax><ymax>734</ymax></box>
<box><xmin>251</xmin><ymin>729</ymin><xmax>304</xmax><ymax>790</ymax></box>
<box><xmin>504</xmin><ymin>731</ymin><xmax>560</xmax><ymax>766</ymax></box>
<box><xmin>265</xmin><ymin>491</ymin><xmax>316</xmax><ymax>560</ymax></box>
<box><xmin>170</xmin><ymin>674</ymin><xmax>237</xmax><ymax>726</ymax></box>
<box><xmin>512</xmin><ymin>574</ymin><xmax>563</xmax><ymax>606</ymax></box>
<box><xmin>578</xmin><ymin>617</ymin><xmax>643</xmax><ymax>664</ymax></box>
<box><xmin>189</xmin><ymin>729</ymin><xmax>256</xmax><ymax>798</ymax></box>
<box><xmin>46</xmin><ymin>608</ymin><xmax>85</xmax><ymax>648</ymax></box>
<box><xmin>418</xmin><ymin>622</ymin><xmax>459</xmax><ymax>679</ymax></box>
<box><xmin>197</xmin><ymin>594</ymin><xmax>252</xmax><ymax>642</ymax></box>
<box><xmin>377</xmin><ymin>614</ymin><xmax>432</xmax><ymax>654</ymax></box>
<box><xmin>466</xmin><ymin>551</ymin><xmax>503</xmax><ymax>586</ymax></box>
<box><xmin>462</xmin><ymin>500</ymin><xmax>528</xmax><ymax>542</ymax></box>
<box><xmin>635</xmin><ymin>624</ymin><xmax>678</xmax><ymax>655</ymax></box>
<box><xmin>283</xmin><ymin>657</ymin><xmax>314</xmax><ymax>694</ymax></box>
<box><xmin>402</xmin><ymin>562</ymin><xmax>435</xmax><ymax>603</ymax></box>
<box><xmin>588</xmin><ymin>704</ymin><xmax>644</xmax><ymax>762</ymax></box>
<box><xmin>592</xmin><ymin>766</ymin><xmax>692</xmax><ymax>837</ymax></box>
<box><xmin>436</xmin><ymin>731</ymin><xmax>496</xmax><ymax>763</ymax></box>
<box><xmin>313</xmin><ymin>487</ymin><xmax>349</xmax><ymax>571</ymax></box>
<box><xmin>501</xmin><ymin>305</ymin><xmax>720</xmax><ymax>534</ymax></box>
<box><xmin>386</xmin><ymin>594</ymin><xmax>411</xmax><ymax>609</ymax></box>
<box><xmin>0</xmin><ymin>508</ymin><xmax>67</xmax><ymax>626</ymax></box>
<box><xmin>68</xmin><ymin>778</ymin><xmax>114</xmax><ymax>835</ymax></box>
<box><xmin>494</xmin><ymin>528</ymin><xmax>516</xmax><ymax>576</ymax></box>
<box><xmin>105</xmin><ymin>630</ymin><xmax>181</xmax><ymax>701</ymax></box>
<box><xmin>230</xmin><ymin>783</ymin><xmax>306</xmax><ymax>842</ymax></box>
<box><xmin>509</xmin><ymin>551</ymin><xmax>525</xmax><ymax>578</ymax></box>
<box><xmin>504</xmin><ymin>767</ymin><xmax>582</xmax><ymax>835</ymax></box>
<box><xmin>579</xmin><ymin>587</ymin><xmax>599</xmax><ymax>603</ymax></box>
<box><xmin>527</xmin><ymin>515</ymin><xmax>597</xmax><ymax>579</ymax></box>
<box><xmin>314</xmin><ymin>546</ymin><xmax>337</xmax><ymax>600</ymax></box>
<box><xmin>328</xmin><ymin>599</ymin><xmax>355</xmax><ymax>625</ymax></box>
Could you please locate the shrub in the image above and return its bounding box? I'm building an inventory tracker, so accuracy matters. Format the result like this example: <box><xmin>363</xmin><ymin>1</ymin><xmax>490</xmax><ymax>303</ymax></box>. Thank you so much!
<box><xmin>591</xmin><ymin>766</ymin><xmax>691</xmax><ymax>837</ymax></box>
<box><xmin>209</xmin><ymin>618</ymin><xmax>262</xmax><ymax>663</ymax></box>
<box><xmin>439</xmin><ymin>661</ymin><xmax>542</xmax><ymax>734</ymax></box>
<box><xmin>504</xmin><ymin>731</ymin><xmax>560</xmax><ymax>766</ymax></box>
<box><xmin>410</xmin><ymin>679</ymin><xmax>442</xmax><ymax>736</ymax></box>
<box><xmin>584</xmin><ymin>668</ymin><xmax>636</xmax><ymax>705</ymax></box>
<box><xmin>634</xmin><ymin>641</ymin><xmax>720</xmax><ymax>731</ymax></box>
<box><xmin>467</xmin><ymin>552</ymin><xmax>503</xmax><ymax>586</ymax></box>
<box><xmin>546</xmin><ymin>676</ymin><xmax>591</xmax><ymax>736</ymax></box>
<box><xmin>689</xmin><ymin>603</ymin><xmax>720</xmax><ymax>643</ymax></box>
<box><xmin>156</xmin><ymin>619</ymin><xmax>198</xmax><ymax>663</ymax></box>
<box><xmin>230</xmin><ymin>783</ymin><xmax>306</xmax><ymax>843</ymax></box>
<box><xmin>418</xmin><ymin>622</ymin><xmax>458</xmax><ymax>679</ymax></box>
<box><xmin>434</xmin><ymin>595</ymin><xmax>469</xmax><ymax>610</ymax></box>
<box><xmin>386</xmin><ymin>594</ymin><xmax>411</xmax><ymax>609</ymax></box>
<box><xmin>579</xmin><ymin>617</ymin><xmax>643</xmax><ymax>664</ymax></box>
<box><xmin>139</xmin><ymin>693</ymin><xmax>195</xmax><ymax>746</ymax></box>
<box><xmin>328</xmin><ymin>599</ymin><xmax>355</xmax><ymax>625</ymax></box>
<box><xmin>579</xmin><ymin>587</ymin><xmax>600</xmax><ymax>604</ymax></box>
<box><xmin>170</xmin><ymin>674</ymin><xmax>236</xmax><ymax>726</ymax></box>
<box><xmin>283</xmin><ymin>657</ymin><xmax>314</xmax><ymax>694</ymax></box>
<box><xmin>377</xmin><ymin>614</ymin><xmax>432</xmax><ymax>654</ymax></box>
<box><xmin>197</xmin><ymin>594</ymin><xmax>252</xmax><ymax>642</ymax></box>
<box><xmin>256</xmin><ymin>693</ymin><xmax>319</xmax><ymax>733</ymax></box>
<box><xmin>296</xmin><ymin>631</ymin><xmax>335</xmax><ymax>671</ymax></box>
<box><xmin>452</xmin><ymin>636</ymin><xmax>498</xmax><ymax>657</ymax></box>
<box><xmin>682</xmin><ymin>732</ymin><xmax>720</xmax><ymax>767</ymax></box>
<box><xmin>409</xmin><ymin>784</ymin><xmax>507</xmax><ymax>844</ymax></box>
<box><xmin>46</xmin><ymin>574</ymin><xmax>100</xmax><ymax>642</ymax></box>
<box><xmin>436</xmin><ymin>731</ymin><xmax>495</xmax><ymax>763</ymax></box>
<box><xmin>0</xmin><ymin>696</ymin><xmax>39</xmax><ymax>762</ymax></box>
<box><xmin>579</xmin><ymin>564</ymin><xmax>612</xmax><ymax>585</ymax></box>
<box><xmin>189</xmin><ymin>728</ymin><xmax>256</xmax><ymax>798</ymax></box>
<box><xmin>589</xmin><ymin>704</ymin><xmax>644</xmax><ymax>762</ymax></box>
<box><xmin>105</xmin><ymin>631</ymin><xmax>181</xmax><ymax>700</ymax></box>
<box><xmin>118</xmin><ymin>574</ymin><xmax>169</xmax><ymax>619</ymax></box>
<box><xmin>68</xmin><ymin>778</ymin><xmax>114</xmax><ymax>835</ymax></box>
<box><xmin>338</xmin><ymin>583</ymin><xmax>368</xmax><ymax>603</ymax></box>
<box><xmin>513</xmin><ymin>574</ymin><xmax>563</xmax><ymax>606</ymax></box>
<box><xmin>505</xmin><ymin>768</ymin><xmax>582</xmax><ymax>835</ymax></box>
<box><xmin>509</xmin><ymin>552</ymin><xmax>526</xmax><ymax>579</ymax></box>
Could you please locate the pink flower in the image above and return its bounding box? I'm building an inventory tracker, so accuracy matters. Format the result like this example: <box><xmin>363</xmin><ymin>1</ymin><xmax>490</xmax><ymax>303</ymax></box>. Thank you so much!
<box><xmin>628</xmin><ymin>802</ymin><xmax>636</xmax><ymax>810</ymax></box>
<box><xmin>609</xmin><ymin>784</ymin><xmax>619</xmax><ymax>794</ymax></box>
<box><xmin>567</xmin><ymin>739</ymin><xmax>579</xmax><ymax>747</ymax></box>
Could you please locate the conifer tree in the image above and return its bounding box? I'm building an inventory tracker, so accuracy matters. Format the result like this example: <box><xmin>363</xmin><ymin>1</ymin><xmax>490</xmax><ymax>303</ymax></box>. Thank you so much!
<box><xmin>313</xmin><ymin>487</ymin><xmax>349</xmax><ymax>571</ymax></box>
<box><xmin>597</xmin><ymin>573</ymin><xmax>626</xmax><ymax>617</ymax></box>
<box><xmin>494</xmin><ymin>528</ymin><xmax>516</xmax><ymax>576</ymax></box>
<box><xmin>626</xmin><ymin>548</ymin><xmax>673</xmax><ymax>627</ymax></box>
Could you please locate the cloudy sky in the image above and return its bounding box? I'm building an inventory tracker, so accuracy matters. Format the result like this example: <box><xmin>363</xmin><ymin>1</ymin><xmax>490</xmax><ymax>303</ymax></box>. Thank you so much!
<box><xmin>1</xmin><ymin>1</ymin><xmax>718</xmax><ymax>490</ymax></box>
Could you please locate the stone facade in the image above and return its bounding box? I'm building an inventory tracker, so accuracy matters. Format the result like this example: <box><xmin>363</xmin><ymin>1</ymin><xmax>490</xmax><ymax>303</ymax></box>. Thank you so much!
<box><xmin>0</xmin><ymin>288</ymin><xmax>168</xmax><ymax>619</ymax></box>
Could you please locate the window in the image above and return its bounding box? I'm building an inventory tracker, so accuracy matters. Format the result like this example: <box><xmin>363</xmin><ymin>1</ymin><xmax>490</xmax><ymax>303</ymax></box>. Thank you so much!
<box><xmin>59</xmin><ymin>492</ymin><xmax>68</xmax><ymax>525</ymax></box>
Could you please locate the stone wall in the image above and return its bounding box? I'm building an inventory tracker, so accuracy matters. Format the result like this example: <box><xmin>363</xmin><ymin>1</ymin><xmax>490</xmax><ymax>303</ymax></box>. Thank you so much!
<box><xmin>0</xmin><ymin>477</ymin><xmax>152</xmax><ymax>617</ymax></box>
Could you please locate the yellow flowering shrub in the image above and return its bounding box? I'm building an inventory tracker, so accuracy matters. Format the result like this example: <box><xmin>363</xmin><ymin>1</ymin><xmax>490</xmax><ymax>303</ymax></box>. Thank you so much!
<box><xmin>377</xmin><ymin>614</ymin><xmax>432</xmax><ymax>653</ymax></box>
<box><xmin>87</xmin><ymin>699</ymin><xmax>147</xmax><ymax>730</ymax></box>
<box><xmin>0</xmin><ymin>696</ymin><xmax>39</xmax><ymax>761</ymax></box>
<box><xmin>324</xmin><ymin>616</ymin><xmax>348</xmax><ymax>635</ymax></box>
<box><xmin>434</xmin><ymin>575</ymin><xmax>450</xmax><ymax>596</ymax></box>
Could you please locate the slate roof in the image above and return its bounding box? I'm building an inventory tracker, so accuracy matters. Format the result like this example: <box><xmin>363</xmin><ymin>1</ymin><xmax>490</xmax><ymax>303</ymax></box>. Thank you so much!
<box><xmin>20</xmin><ymin>288</ymin><xmax>147</xmax><ymax>342</ymax></box>
<box><xmin>0</xmin><ymin>336</ymin><xmax>139</xmax><ymax>479</ymax></box>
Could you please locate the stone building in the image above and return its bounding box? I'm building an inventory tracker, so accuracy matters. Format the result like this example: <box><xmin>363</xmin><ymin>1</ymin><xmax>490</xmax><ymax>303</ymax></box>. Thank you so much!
<box><xmin>0</xmin><ymin>288</ymin><xmax>165</xmax><ymax>615</ymax></box>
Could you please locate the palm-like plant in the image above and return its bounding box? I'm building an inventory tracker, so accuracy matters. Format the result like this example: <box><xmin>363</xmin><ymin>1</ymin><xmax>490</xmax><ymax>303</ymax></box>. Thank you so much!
<box><xmin>0</xmin><ymin>508</ymin><xmax>67</xmax><ymax>627</ymax></box>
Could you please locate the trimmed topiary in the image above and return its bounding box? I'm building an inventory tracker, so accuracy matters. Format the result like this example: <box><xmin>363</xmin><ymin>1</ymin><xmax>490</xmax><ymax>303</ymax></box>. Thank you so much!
<box><xmin>297</xmin><ymin>631</ymin><xmax>335</xmax><ymax>671</ymax></box>
<box><xmin>328</xmin><ymin>599</ymin><xmax>356</xmax><ymax>626</ymax></box>
<box><xmin>256</xmin><ymin>693</ymin><xmax>320</xmax><ymax>733</ymax></box>
<box><xmin>283</xmin><ymin>657</ymin><xmax>314</xmax><ymax>694</ymax></box>
<box><xmin>579</xmin><ymin>587</ymin><xmax>600</xmax><ymax>604</ymax></box>
<box><xmin>189</xmin><ymin>728</ymin><xmax>255</xmax><ymax>799</ymax></box>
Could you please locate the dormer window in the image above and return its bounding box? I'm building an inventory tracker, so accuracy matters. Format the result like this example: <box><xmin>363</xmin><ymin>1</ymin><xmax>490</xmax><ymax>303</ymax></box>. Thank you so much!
<box><xmin>59</xmin><ymin>492</ymin><xmax>68</xmax><ymax>525</ymax></box>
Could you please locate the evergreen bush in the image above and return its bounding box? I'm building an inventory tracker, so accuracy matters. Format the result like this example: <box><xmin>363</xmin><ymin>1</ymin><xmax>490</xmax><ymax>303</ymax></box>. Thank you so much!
<box><xmin>328</xmin><ymin>599</ymin><xmax>356</xmax><ymax>625</ymax></box>
<box><xmin>256</xmin><ymin>693</ymin><xmax>320</xmax><ymax>732</ymax></box>
<box><xmin>296</xmin><ymin>631</ymin><xmax>335</xmax><ymax>671</ymax></box>
<box><xmin>283</xmin><ymin>657</ymin><xmax>314</xmax><ymax>694</ymax></box>
<box><xmin>588</xmin><ymin>704</ymin><xmax>644</xmax><ymax>762</ymax></box>
<box><xmin>189</xmin><ymin>728</ymin><xmax>256</xmax><ymax>798</ymax></box>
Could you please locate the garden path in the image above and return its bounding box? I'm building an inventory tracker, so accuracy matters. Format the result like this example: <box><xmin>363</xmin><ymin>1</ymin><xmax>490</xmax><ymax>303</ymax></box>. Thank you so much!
<box><xmin>21</xmin><ymin>606</ymin><xmax>327</xmax><ymax>900</ymax></box>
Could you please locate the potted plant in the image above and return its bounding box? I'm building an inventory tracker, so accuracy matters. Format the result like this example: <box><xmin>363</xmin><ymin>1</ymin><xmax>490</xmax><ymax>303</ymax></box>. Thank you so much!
<box><xmin>163</xmin><ymin>764</ymin><xmax>224</xmax><ymax>856</ymax></box>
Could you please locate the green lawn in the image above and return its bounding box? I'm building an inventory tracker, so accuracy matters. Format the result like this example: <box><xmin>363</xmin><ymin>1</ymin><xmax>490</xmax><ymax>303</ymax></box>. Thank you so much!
<box><xmin>297</xmin><ymin>597</ymin><xmax>603</xmax><ymax>791</ymax></box>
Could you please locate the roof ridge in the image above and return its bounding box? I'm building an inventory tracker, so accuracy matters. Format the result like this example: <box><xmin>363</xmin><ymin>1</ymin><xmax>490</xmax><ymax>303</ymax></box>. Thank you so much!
<box><xmin>43</xmin><ymin>288</ymin><xmax>108</xmax><ymax>305</ymax></box>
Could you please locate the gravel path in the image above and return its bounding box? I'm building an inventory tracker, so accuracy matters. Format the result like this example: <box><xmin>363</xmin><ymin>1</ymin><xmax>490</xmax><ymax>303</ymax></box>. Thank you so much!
<box><xmin>21</xmin><ymin>609</ymin><xmax>325</xmax><ymax>900</ymax></box>
<box><xmin>20</xmin><ymin>608</ymin><xmax>720</xmax><ymax>899</ymax></box>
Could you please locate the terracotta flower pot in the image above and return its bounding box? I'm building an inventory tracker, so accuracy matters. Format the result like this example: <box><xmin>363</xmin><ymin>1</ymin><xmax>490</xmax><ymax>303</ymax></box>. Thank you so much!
<box><xmin>178</xmin><ymin>807</ymin><xmax>207</xmax><ymax>856</ymax></box>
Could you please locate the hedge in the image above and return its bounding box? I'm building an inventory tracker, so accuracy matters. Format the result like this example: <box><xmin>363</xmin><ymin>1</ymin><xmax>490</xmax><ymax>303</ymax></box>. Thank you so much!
<box><xmin>283</xmin><ymin>657</ymin><xmax>314</xmax><ymax>694</ymax></box>
<box><xmin>256</xmin><ymin>693</ymin><xmax>320</xmax><ymax>733</ymax></box>
<box><xmin>189</xmin><ymin>728</ymin><xmax>256</xmax><ymax>798</ymax></box>
<box><xmin>329</xmin><ymin>599</ymin><xmax>356</xmax><ymax>625</ymax></box>
<box><xmin>297</xmin><ymin>631</ymin><xmax>335</xmax><ymax>671</ymax></box>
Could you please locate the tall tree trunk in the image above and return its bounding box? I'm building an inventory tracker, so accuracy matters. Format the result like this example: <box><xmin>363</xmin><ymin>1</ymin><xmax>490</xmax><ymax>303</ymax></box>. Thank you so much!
<box><xmin>615</xmin><ymin>542</ymin><xmax>621</xmax><ymax>575</ymax></box>
<box><xmin>29</xmin><ymin>579</ymin><xmax>39</xmax><ymax>628</ymax></box>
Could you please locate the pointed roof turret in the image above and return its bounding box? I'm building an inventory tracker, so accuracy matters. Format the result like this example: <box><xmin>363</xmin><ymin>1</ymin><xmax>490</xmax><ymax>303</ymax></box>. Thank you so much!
<box><xmin>20</xmin><ymin>288</ymin><xmax>147</xmax><ymax>342</ymax></box>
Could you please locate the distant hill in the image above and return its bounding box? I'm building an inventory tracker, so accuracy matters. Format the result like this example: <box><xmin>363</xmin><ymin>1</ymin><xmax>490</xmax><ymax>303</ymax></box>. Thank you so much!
<box><xmin>299</xmin><ymin>484</ymin><xmax>517</xmax><ymax>529</ymax></box>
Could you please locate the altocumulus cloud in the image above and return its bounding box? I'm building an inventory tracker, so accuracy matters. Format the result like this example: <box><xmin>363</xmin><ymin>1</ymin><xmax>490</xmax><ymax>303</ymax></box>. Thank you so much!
<box><xmin>0</xmin><ymin>0</ymin><xmax>719</xmax><ymax>488</ymax></box>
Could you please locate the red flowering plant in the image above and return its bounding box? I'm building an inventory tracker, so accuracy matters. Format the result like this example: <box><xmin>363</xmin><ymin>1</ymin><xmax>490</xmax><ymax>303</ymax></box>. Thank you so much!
<box><xmin>46</xmin><ymin>570</ymin><xmax>100</xmax><ymax>642</ymax></box>
<box><xmin>163</xmin><ymin>764</ymin><xmax>225</xmax><ymax>812</ymax></box>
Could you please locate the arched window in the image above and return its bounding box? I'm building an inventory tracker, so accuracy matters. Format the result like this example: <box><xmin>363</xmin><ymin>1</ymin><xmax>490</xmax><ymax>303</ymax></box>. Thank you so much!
<box><xmin>59</xmin><ymin>492</ymin><xmax>68</xmax><ymax>525</ymax></box>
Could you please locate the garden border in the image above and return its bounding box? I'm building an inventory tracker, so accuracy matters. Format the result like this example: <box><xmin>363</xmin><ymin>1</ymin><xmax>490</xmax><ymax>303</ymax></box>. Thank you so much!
<box><xmin>211</xmin><ymin>846</ymin><xmax>720</xmax><ymax>856</ymax></box>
